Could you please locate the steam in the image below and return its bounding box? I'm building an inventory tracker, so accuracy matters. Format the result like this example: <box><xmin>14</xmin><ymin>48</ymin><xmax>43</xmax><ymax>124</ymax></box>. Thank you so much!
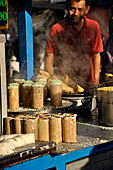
<box><xmin>50</xmin><ymin>25</ymin><xmax>92</xmax><ymax>88</ymax></box>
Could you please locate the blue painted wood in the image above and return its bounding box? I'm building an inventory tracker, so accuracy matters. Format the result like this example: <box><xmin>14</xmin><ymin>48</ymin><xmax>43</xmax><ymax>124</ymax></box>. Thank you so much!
<box><xmin>18</xmin><ymin>0</ymin><xmax>33</xmax><ymax>80</ymax></box>
<box><xmin>4</xmin><ymin>141</ymin><xmax>113</xmax><ymax>170</ymax></box>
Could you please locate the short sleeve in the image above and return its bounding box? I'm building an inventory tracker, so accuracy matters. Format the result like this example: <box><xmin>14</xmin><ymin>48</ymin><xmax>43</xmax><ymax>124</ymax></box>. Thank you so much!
<box><xmin>92</xmin><ymin>22</ymin><xmax>103</xmax><ymax>54</ymax></box>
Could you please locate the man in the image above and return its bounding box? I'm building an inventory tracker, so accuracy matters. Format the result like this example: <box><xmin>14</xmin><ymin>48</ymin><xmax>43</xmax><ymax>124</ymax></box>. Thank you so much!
<box><xmin>45</xmin><ymin>0</ymin><xmax>103</xmax><ymax>89</ymax></box>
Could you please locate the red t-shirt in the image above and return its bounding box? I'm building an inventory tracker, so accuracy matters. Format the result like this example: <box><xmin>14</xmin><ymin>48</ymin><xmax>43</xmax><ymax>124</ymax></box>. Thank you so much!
<box><xmin>46</xmin><ymin>16</ymin><xmax>103</xmax><ymax>88</ymax></box>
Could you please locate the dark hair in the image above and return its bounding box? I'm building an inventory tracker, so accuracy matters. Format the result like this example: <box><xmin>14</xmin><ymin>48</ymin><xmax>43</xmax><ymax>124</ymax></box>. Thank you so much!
<box><xmin>66</xmin><ymin>0</ymin><xmax>90</xmax><ymax>9</ymax></box>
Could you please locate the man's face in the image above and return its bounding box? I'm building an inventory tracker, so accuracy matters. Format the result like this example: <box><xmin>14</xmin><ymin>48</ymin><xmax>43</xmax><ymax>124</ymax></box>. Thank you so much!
<box><xmin>68</xmin><ymin>0</ymin><xmax>89</xmax><ymax>24</ymax></box>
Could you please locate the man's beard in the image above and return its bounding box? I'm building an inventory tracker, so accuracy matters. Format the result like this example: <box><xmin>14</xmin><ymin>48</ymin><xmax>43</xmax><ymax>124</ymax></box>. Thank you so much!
<box><xmin>70</xmin><ymin>15</ymin><xmax>83</xmax><ymax>25</ymax></box>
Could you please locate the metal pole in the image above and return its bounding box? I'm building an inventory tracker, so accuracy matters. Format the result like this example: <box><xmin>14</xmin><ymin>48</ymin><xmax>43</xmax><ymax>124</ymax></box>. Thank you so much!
<box><xmin>18</xmin><ymin>0</ymin><xmax>34</xmax><ymax>80</ymax></box>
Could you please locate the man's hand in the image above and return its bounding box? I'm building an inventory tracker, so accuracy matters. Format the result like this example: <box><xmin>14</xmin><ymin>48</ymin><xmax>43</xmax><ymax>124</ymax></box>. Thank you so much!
<box><xmin>93</xmin><ymin>53</ymin><xmax>101</xmax><ymax>86</ymax></box>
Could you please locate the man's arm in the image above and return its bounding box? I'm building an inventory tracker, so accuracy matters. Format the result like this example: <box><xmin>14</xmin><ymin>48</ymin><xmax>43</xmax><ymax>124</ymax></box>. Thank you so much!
<box><xmin>45</xmin><ymin>52</ymin><xmax>54</xmax><ymax>76</ymax></box>
<box><xmin>93</xmin><ymin>53</ymin><xmax>101</xmax><ymax>85</ymax></box>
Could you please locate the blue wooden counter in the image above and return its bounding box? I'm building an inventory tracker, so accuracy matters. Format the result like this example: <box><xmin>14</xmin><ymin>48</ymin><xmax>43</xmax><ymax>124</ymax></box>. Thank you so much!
<box><xmin>3</xmin><ymin>140</ymin><xmax>113</xmax><ymax>170</ymax></box>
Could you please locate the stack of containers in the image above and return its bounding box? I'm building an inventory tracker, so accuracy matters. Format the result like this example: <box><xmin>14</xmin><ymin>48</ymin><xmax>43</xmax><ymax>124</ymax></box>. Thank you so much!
<box><xmin>7</xmin><ymin>78</ymin><xmax>77</xmax><ymax>143</ymax></box>
<box><xmin>8</xmin><ymin>78</ymin><xmax>63</xmax><ymax>109</ymax></box>
<box><xmin>4</xmin><ymin>113</ymin><xmax>77</xmax><ymax>143</ymax></box>
<box><xmin>8</xmin><ymin>79</ymin><xmax>48</xmax><ymax>109</ymax></box>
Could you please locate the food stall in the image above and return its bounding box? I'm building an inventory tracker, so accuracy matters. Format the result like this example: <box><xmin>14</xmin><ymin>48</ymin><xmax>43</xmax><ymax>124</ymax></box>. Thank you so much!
<box><xmin>1</xmin><ymin>0</ymin><xmax>113</xmax><ymax>170</ymax></box>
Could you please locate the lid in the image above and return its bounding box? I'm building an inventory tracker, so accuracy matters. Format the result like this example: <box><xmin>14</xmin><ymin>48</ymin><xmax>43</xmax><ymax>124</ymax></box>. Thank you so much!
<box><xmin>50</xmin><ymin>80</ymin><xmax>62</xmax><ymax>86</ymax></box>
<box><xmin>8</xmin><ymin>83</ymin><xmax>19</xmax><ymax>89</ymax></box>
<box><xmin>23</xmin><ymin>83</ymin><xmax>32</xmax><ymax>87</ymax></box>
<box><xmin>35</xmin><ymin>78</ymin><xmax>47</xmax><ymax>82</ymax></box>
<box><xmin>32</xmin><ymin>82</ymin><xmax>45</xmax><ymax>88</ymax></box>
<box><xmin>14</xmin><ymin>79</ymin><xmax>25</xmax><ymax>83</ymax></box>
<box><xmin>24</xmin><ymin>80</ymin><xmax>33</xmax><ymax>84</ymax></box>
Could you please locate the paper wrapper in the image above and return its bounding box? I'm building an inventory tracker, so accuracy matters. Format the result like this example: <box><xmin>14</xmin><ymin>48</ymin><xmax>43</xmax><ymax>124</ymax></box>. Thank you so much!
<box><xmin>62</xmin><ymin>114</ymin><xmax>77</xmax><ymax>143</ymax></box>
<box><xmin>38</xmin><ymin>118</ymin><xmax>49</xmax><ymax>142</ymax></box>
<box><xmin>8</xmin><ymin>86</ymin><xmax>19</xmax><ymax>110</ymax></box>
<box><xmin>4</xmin><ymin>117</ymin><xmax>14</xmax><ymax>135</ymax></box>
<box><xmin>49</xmin><ymin>115</ymin><xmax>62</xmax><ymax>144</ymax></box>
<box><xmin>13</xmin><ymin>117</ymin><xmax>23</xmax><ymax>134</ymax></box>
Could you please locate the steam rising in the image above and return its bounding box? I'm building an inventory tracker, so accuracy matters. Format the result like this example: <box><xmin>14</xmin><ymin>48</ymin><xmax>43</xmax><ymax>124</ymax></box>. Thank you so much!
<box><xmin>50</xmin><ymin>22</ymin><xmax>93</xmax><ymax>88</ymax></box>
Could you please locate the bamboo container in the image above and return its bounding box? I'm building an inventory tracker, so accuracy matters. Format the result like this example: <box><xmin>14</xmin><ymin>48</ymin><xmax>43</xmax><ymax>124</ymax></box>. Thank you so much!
<box><xmin>38</xmin><ymin>117</ymin><xmax>49</xmax><ymax>142</ymax></box>
<box><xmin>8</xmin><ymin>83</ymin><xmax>19</xmax><ymax>110</ymax></box>
<box><xmin>22</xmin><ymin>83</ymin><xmax>32</xmax><ymax>107</ymax></box>
<box><xmin>24</xmin><ymin>118</ymin><xmax>37</xmax><ymax>134</ymax></box>
<box><xmin>50</xmin><ymin>80</ymin><xmax>62</xmax><ymax>107</ymax></box>
<box><xmin>34</xmin><ymin>116</ymin><xmax>39</xmax><ymax>141</ymax></box>
<box><xmin>13</xmin><ymin>117</ymin><xmax>23</xmax><ymax>134</ymax></box>
<box><xmin>31</xmin><ymin>83</ymin><xmax>44</xmax><ymax>109</ymax></box>
<box><xmin>4</xmin><ymin>117</ymin><xmax>14</xmax><ymax>135</ymax></box>
<box><xmin>62</xmin><ymin>114</ymin><xmax>77</xmax><ymax>143</ymax></box>
<box><xmin>16</xmin><ymin>114</ymin><xmax>26</xmax><ymax>133</ymax></box>
<box><xmin>13</xmin><ymin>79</ymin><xmax>25</xmax><ymax>104</ymax></box>
<box><xmin>35</xmin><ymin>78</ymin><xmax>48</xmax><ymax>105</ymax></box>
<box><xmin>49</xmin><ymin>115</ymin><xmax>62</xmax><ymax>143</ymax></box>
